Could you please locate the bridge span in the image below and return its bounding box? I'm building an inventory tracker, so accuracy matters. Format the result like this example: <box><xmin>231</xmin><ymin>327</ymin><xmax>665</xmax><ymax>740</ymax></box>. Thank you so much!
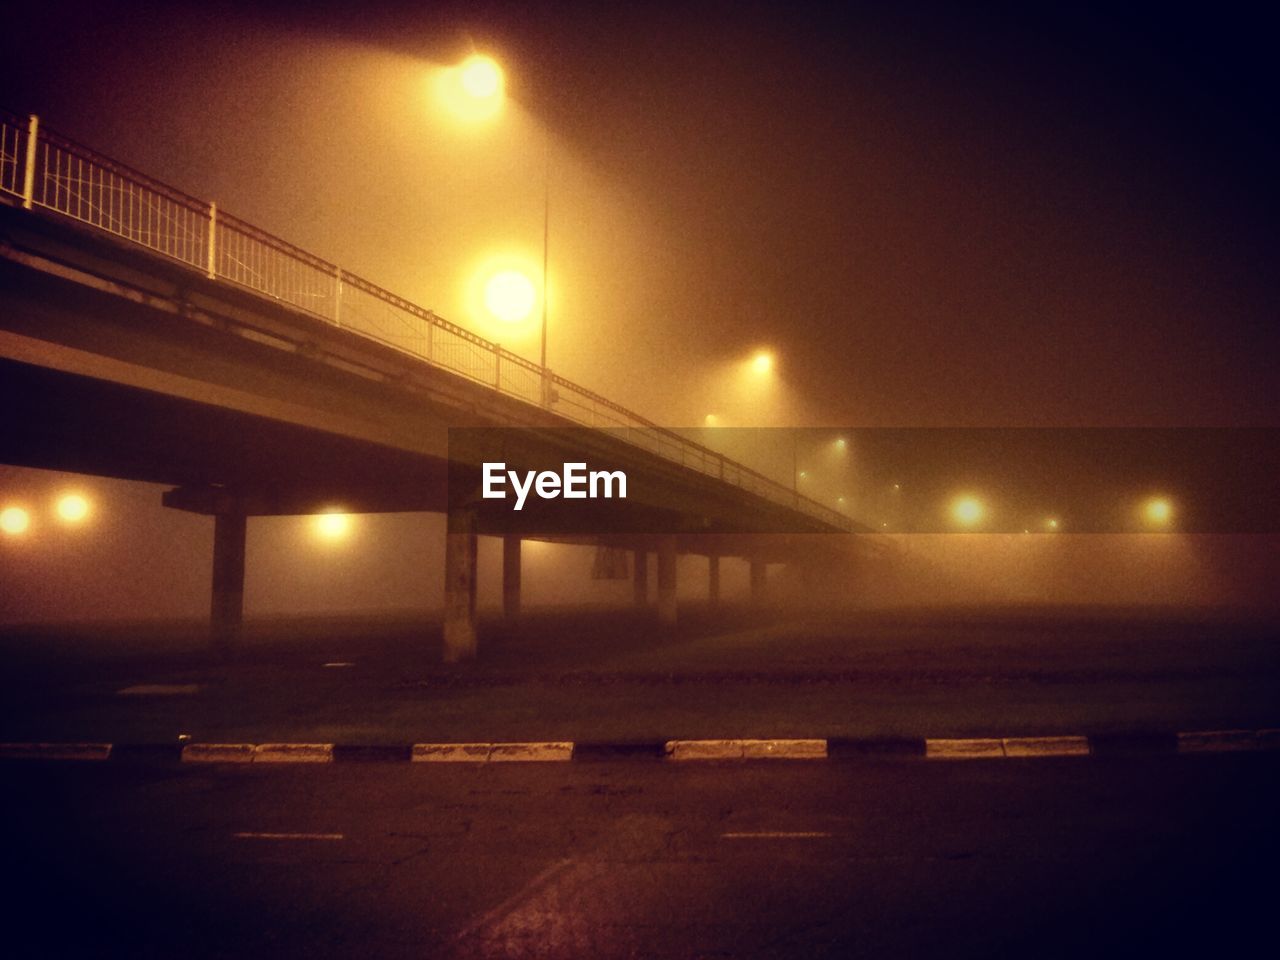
<box><xmin>0</xmin><ymin>111</ymin><xmax>879</xmax><ymax>659</ymax></box>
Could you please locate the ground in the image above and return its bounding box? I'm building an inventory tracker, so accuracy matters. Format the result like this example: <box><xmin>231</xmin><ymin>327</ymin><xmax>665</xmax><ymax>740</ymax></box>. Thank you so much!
<box><xmin>2</xmin><ymin>605</ymin><xmax>1278</xmax><ymax>957</ymax></box>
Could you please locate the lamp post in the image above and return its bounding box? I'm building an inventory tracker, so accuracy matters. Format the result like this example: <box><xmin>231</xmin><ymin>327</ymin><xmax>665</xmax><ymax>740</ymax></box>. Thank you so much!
<box><xmin>540</xmin><ymin>138</ymin><xmax>550</xmax><ymax>407</ymax></box>
<box><xmin>449</xmin><ymin>53</ymin><xmax>554</xmax><ymax>407</ymax></box>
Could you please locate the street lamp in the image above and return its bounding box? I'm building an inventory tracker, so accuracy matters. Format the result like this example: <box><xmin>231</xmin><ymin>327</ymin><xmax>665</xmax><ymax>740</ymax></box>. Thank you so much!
<box><xmin>437</xmin><ymin>54</ymin><xmax>505</xmax><ymax>123</ymax></box>
<box><xmin>55</xmin><ymin>492</ymin><xmax>91</xmax><ymax>524</ymax></box>
<box><xmin>1</xmin><ymin>505</ymin><xmax>30</xmax><ymax>536</ymax></box>
<box><xmin>313</xmin><ymin>510</ymin><xmax>353</xmax><ymax>542</ymax></box>
<box><xmin>445</xmin><ymin>53</ymin><xmax>554</xmax><ymax>405</ymax></box>
<box><xmin>1142</xmin><ymin>496</ymin><xmax>1173</xmax><ymax>527</ymax></box>
<box><xmin>950</xmin><ymin>495</ymin><xmax>985</xmax><ymax>528</ymax></box>
<box><xmin>483</xmin><ymin>269</ymin><xmax>537</xmax><ymax>324</ymax></box>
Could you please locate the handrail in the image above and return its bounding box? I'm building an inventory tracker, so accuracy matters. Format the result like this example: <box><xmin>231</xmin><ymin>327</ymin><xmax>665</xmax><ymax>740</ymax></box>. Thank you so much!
<box><xmin>0</xmin><ymin>109</ymin><xmax>851</xmax><ymax>530</ymax></box>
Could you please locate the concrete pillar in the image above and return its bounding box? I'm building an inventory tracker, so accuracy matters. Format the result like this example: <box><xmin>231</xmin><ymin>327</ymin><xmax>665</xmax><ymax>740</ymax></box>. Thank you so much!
<box><xmin>502</xmin><ymin>535</ymin><xmax>521</xmax><ymax>620</ymax></box>
<box><xmin>443</xmin><ymin>509</ymin><xmax>478</xmax><ymax>662</ymax></box>
<box><xmin>210</xmin><ymin>512</ymin><xmax>246</xmax><ymax>649</ymax></box>
<box><xmin>708</xmin><ymin>554</ymin><xmax>721</xmax><ymax>607</ymax></box>
<box><xmin>633</xmin><ymin>549</ymin><xmax>649</xmax><ymax>607</ymax></box>
<box><xmin>657</xmin><ymin>536</ymin><xmax>678</xmax><ymax>626</ymax></box>
<box><xmin>749</xmin><ymin>558</ymin><xmax>767</xmax><ymax>605</ymax></box>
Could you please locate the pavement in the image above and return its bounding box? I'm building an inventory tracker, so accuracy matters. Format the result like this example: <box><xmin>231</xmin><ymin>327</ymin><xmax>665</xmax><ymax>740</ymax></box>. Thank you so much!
<box><xmin>2</xmin><ymin>605</ymin><xmax>1278</xmax><ymax>746</ymax></box>
<box><xmin>5</xmin><ymin>605</ymin><xmax>1278</xmax><ymax>958</ymax></box>
<box><xmin>4</xmin><ymin>753</ymin><xmax>1277</xmax><ymax>958</ymax></box>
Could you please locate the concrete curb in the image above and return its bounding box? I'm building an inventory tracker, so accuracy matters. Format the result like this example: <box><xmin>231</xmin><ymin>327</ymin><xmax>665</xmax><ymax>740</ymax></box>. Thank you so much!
<box><xmin>1</xmin><ymin>730</ymin><xmax>1277</xmax><ymax>765</ymax></box>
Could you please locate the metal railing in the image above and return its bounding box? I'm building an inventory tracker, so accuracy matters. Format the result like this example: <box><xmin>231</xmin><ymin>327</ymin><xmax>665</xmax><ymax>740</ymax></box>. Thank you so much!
<box><xmin>0</xmin><ymin>110</ymin><xmax>851</xmax><ymax>530</ymax></box>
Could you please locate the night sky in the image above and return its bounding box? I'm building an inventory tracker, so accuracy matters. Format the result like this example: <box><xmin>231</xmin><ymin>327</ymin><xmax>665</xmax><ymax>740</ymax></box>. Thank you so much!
<box><xmin>3</xmin><ymin>1</ymin><xmax>1275</xmax><ymax>427</ymax></box>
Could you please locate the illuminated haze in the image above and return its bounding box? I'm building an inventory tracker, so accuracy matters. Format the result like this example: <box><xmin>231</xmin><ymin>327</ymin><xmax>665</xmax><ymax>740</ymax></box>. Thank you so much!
<box><xmin>0</xmin><ymin>3</ymin><xmax>1276</xmax><ymax>622</ymax></box>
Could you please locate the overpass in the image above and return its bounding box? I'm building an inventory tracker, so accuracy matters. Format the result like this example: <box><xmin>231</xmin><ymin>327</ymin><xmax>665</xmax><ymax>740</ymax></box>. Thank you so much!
<box><xmin>0</xmin><ymin>111</ymin><xmax>876</xmax><ymax>659</ymax></box>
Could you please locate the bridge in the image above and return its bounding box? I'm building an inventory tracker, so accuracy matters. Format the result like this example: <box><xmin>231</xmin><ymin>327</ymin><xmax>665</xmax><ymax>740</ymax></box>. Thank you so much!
<box><xmin>0</xmin><ymin>111</ymin><xmax>875</xmax><ymax>660</ymax></box>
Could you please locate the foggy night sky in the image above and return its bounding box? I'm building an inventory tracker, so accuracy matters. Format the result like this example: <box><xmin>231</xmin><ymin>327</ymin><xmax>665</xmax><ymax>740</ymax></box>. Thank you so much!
<box><xmin>1</xmin><ymin>2</ymin><xmax>1278</xmax><ymax>622</ymax></box>
<box><xmin>2</xmin><ymin>0</ymin><xmax>1275</xmax><ymax>427</ymax></box>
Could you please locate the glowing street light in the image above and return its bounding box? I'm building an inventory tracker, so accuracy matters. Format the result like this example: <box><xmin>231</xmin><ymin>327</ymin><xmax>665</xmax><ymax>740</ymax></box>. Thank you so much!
<box><xmin>1</xmin><ymin>506</ymin><xmax>31</xmax><ymax>536</ymax></box>
<box><xmin>1045</xmin><ymin>517</ymin><xmax>1060</xmax><ymax>532</ymax></box>
<box><xmin>483</xmin><ymin>268</ymin><xmax>537</xmax><ymax>324</ymax></box>
<box><xmin>1142</xmin><ymin>496</ymin><xmax>1173</xmax><ymax>527</ymax></box>
<box><xmin>459</xmin><ymin>55</ymin><xmax>503</xmax><ymax>100</ymax></box>
<box><xmin>313</xmin><ymin>511</ymin><xmax>353</xmax><ymax>541</ymax></box>
<box><xmin>55</xmin><ymin>493</ymin><xmax>90</xmax><ymax>524</ymax></box>
<box><xmin>950</xmin><ymin>495</ymin><xmax>985</xmax><ymax>528</ymax></box>
<box><xmin>437</xmin><ymin>54</ymin><xmax>505</xmax><ymax>123</ymax></box>
<box><xmin>752</xmin><ymin>351</ymin><xmax>774</xmax><ymax>375</ymax></box>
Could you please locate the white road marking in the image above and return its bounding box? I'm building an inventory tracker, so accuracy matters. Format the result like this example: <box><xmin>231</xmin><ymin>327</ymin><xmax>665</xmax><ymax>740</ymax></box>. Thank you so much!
<box><xmin>925</xmin><ymin>738</ymin><xmax>1005</xmax><ymax>759</ymax></box>
<box><xmin>665</xmin><ymin>738</ymin><xmax>828</xmax><ymax>760</ymax></box>
<box><xmin>232</xmin><ymin>832</ymin><xmax>344</xmax><ymax>841</ymax></box>
<box><xmin>322</xmin><ymin>662</ymin><xmax>354</xmax><ymax>668</ymax></box>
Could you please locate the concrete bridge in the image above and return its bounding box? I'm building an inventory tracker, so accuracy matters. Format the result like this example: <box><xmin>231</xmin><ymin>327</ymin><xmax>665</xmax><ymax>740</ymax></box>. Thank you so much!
<box><xmin>0</xmin><ymin>111</ymin><xmax>877</xmax><ymax>659</ymax></box>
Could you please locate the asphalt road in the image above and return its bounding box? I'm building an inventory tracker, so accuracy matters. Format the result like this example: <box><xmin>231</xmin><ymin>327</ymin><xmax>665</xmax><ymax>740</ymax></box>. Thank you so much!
<box><xmin>4</xmin><ymin>608</ymin><xmax>1279</xmax><ymax>744</ymax></box>
<box><xmin>4</xmin><ymin>755</ymin><xmax>1278</xmax><ymax>958</ymax></box>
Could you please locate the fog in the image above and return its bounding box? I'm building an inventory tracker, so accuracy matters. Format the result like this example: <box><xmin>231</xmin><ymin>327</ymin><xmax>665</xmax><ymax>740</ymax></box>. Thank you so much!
<box><xmin>1</xmin><ymin>3</ymin><xmax>1275</xmax><ymax>429</ymax></box>
<box><xmin>1</xmin><ymin>6</ymin><xmax>1275</xmax><ymax>627</ymax></box>
<box><xmin>5</xmin><ymin>466</ymin><xmax>1277</xmax><ymax>626</ymax></box>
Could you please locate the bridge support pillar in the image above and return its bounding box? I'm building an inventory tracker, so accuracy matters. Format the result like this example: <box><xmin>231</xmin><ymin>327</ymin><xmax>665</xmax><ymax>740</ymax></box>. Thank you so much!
<box><xmin>443</xmin><ymin>509</ymin><xmax>478</xmax><ymax>662</ymax></box>
<box><xmin>749</xmin><ymin>558</ymin><xmax>767</xmax><ymax>605</ymax></box>
<box><xmin>502</xmin><ymin>535</ymin><xmax>521</xmax><ymax>620</ymax></box>
<box><xmin>633</xmin><ymin>549</ymin><xmax>648</xmax><ymax>607</ymax></box>
<box><xmin>657</xmin><ymin>536</ymin><xmax>678</xmax><ymax>626</ymax></box>
<box><xmin>708</xmin><ymin>554</ymin><xmax>720</xmax><ymax>607</ymax></box>
<box><xmin>210</xmin><ymin>511</ymin><xmax>246</xmax><ymax>650</ymax></box>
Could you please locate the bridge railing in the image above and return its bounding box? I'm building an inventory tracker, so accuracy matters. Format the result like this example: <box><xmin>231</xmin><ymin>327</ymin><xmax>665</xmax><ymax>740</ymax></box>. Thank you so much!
<box><xmin>0</xmin><ymin>111</ymin><xmax>850</xmax><ymax>530</ymax></box>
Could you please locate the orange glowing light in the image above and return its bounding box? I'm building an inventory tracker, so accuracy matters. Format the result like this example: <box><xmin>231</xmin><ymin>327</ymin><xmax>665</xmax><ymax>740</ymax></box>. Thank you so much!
<box><xmin>459</xmin><ymin>55</ymin><xmax>503</xmax><ymax>100</ymax></box>
<box><xmin>435</xmin><ymin>54</ymin><xmax>505</xmax><ymax>123</ymax></box>
<box><xmin>55</xmin><ymin>493</ymin><xmax>90</xmax><ymax>524</ymax></box>
<box><xmin>1143</xmin><ymin>497</ymin><xmax>1173</xmax><ymax>526</ymax></box>
<box><xmin>483</xmin><ymin>269</ymin><xmax>537</xmax><ymax>324</ymax></box>
<box><xmin>313</xmin><ymin>511</ymin><xmax>352</xmax><ymax>540</ymax></box>
<box><xmin>951</xmin><ymin>495</ymin><xmax>985</xmax><ymax>528</ymax></box>
<box><xmin>752</xmin><ymin>351</ymin><xmax>774</xmax><ymax>374</ymax></box>
<box><xmin>1</xmin><ymin>506</ymin><xmax>31</xmax><ymax>535</ymax></box>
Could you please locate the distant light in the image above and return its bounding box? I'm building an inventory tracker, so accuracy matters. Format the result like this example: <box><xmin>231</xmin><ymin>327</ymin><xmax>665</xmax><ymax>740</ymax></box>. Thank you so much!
<box><xmin>1045</xmin><ymin>517</ymin><xmax>1060</xmax><ymax>531</ymax></box>
<box><xmin>55</xmin><ymin>493</ymin><xmax>90</xmax><ymax>524</ymax></box>
<box><xmin>483</xmin><ymin>269</ymin><xmax>537</xmax><ymax>324</ymax></box>
<box><xmin>950</xmin><ymin>495</ymin><xmax>984</xmax><ymax>528</ymax></box>
<box><xmin>752</xmin><ymin>351</ymin><xmax>773</xmax><ymax>375</ymax></box>
<box><xmin>704</xmin><ymin>413</ymin><xmax>720</xmax><ymax>427</ymax></box>
<box><xmin>892</xmin><ymin>483</ymin><xmax>900</xmax><ymax>490</ymax></box>
<box><xmin>798</xmin><ymin>471</ymin><xmax>808</xmax><ymax>480</ymax></box>
<box><xmin>1143</xmin><ymin>497</ymin><xmax>1173</xmax><ymax>526</ymax></box>
<box><xmin>459</xmin><ymin>55</ymin><xmax>503</xmax><ymax>100</ymax></box>
<box><xmin>837</xmin><ymin>496</ymin><xmax>845</xmax><ymax>504</ymax></box>
<box><xmin>834</xmin><ymin>437</ymin><xmax>847</xmax><ymax>451</ymax></box>
<box><xmin>313</xmin><ymin>511</ymin><xmax>352</xmax><ymax>541</ymax></box>
<box><xmin>1</xmin><ymin>506</ymin><xmax>30</xmax><ymax>536</ymax></box>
